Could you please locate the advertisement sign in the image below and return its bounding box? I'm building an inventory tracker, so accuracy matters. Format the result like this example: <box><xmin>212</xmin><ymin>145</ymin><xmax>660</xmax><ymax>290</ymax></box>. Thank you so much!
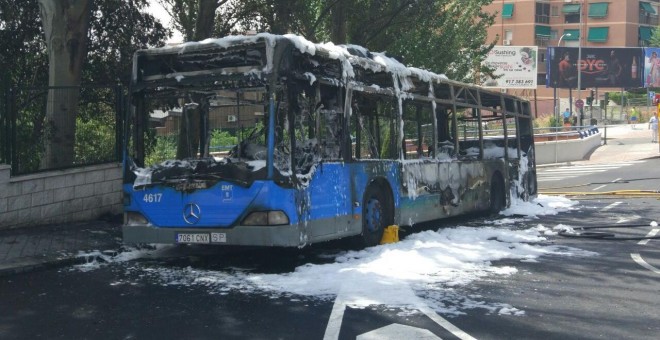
<box><xmin>643</xmin><ymin>48</ymin><xmax>660</xmax><ymax>88</ymax></box>
<box><xmin>482</xmin><ymin>46</ymin><xmax>538</xmax><ymax>89</ymax></box>
<box><xmin>547</xmin><ymin>47</ymin><xmax>643</xmax><ymax>89</ymax></box>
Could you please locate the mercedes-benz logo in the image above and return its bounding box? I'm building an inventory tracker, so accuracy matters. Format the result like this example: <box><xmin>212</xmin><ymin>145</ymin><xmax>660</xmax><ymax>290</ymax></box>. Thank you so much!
<box><xmin>183</xmin><ymin>203</ymin><xmax>201</xmax><ymax>224</ymax></box>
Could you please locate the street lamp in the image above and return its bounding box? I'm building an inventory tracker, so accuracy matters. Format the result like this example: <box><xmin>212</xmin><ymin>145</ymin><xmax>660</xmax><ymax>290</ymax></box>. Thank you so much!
<box><xmin>557</xmin><ymin>32</ymin><xmax>571</xmax><ymax>46</ymax></box>
<box><xmin>577</xmin><ymin>0</ymin><xmax>584</xmax><ymax>126</ymax></box>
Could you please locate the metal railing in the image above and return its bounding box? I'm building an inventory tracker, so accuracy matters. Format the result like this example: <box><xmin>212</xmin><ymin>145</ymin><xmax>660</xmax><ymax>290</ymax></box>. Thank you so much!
<box><xmin>1</xmin><ymin>85</ymin><xmax>125</xmax><ymax>176</ymax></box>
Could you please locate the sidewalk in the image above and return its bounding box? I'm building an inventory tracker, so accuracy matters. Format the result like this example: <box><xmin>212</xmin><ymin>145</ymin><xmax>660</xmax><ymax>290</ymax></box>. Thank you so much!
<box><xmin>0</xmin><ymin>218</ymin><xmax>122</xmax><ymax>276</ymax></box>
<box><xmin>1</xmin><ymin>124</ymin><xmax>658</xmax><ymax>276</ymax></box>
<box><xmin>585</xmin><ymin>124</ymin><xmax>660</xmax><ymax>163</ymax></box>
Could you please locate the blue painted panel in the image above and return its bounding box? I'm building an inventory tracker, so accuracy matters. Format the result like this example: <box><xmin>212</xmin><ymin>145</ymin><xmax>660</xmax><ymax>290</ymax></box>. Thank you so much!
<box><xmin>125</xmin><ymin>181</ymin><xmax>299</xmax><ymax>227</ymax></box>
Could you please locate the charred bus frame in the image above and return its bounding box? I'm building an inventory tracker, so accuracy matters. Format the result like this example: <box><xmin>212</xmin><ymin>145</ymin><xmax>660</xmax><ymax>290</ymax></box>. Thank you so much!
<box><xmin>123</xmin><ymin>34</ymin><xmax>537</xmax><ymax>248</ymax></box>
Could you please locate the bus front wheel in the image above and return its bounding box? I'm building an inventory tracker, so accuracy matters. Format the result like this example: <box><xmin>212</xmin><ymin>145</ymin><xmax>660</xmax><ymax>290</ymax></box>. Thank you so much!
<box><xmin>360</xmin><ymin>185</ymin><xmax>392</xmax><ymax>248</ymax></box>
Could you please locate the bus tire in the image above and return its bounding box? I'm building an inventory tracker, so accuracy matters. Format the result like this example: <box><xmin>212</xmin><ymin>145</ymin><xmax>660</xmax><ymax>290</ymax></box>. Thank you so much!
<box><xmin>360</xmin><ymin>184</ymin><xmax>392</xmax><ymax>248</ymax></box>
<box><xmin>489</xmin><ymin>173</ymin><xmax>506</xmax><ymax>214</ymax></box>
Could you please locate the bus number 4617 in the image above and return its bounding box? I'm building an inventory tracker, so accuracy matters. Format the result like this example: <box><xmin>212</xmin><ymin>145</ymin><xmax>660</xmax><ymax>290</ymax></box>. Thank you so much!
<box><xmin>143</xmin><ymin>193</ymin><xmax>162</xmax><ymax>203</ymax></box>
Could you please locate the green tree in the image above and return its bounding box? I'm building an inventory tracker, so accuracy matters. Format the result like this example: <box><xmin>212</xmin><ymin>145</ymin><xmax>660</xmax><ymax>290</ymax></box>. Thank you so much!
<box><xmin>649</xmin><ymin>26</ymin><xmax>660</xmax><ymax>47</ymax></box>
<box><xmin>1</xmin><ymin>0</ymin><xmax>169</xmax><ymax>172</ymax></box>
<box><xmin>226</xmin><ymin>0</ymin><xmax>497</xmax><ymax>82</ymax></box>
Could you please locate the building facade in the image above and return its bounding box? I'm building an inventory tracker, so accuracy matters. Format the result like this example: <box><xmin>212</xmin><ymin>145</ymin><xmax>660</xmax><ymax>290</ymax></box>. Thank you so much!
<box><xmin>482</xmin><ymin>0</ymin><xmax>659</xmax><ymax>117</ymax></box>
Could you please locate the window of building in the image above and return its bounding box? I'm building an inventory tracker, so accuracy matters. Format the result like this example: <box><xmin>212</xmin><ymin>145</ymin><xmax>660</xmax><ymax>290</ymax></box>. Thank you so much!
<box><xmin>640</xmin><ymin>2</ymin><xmax>659</xmax><ymax>26</ymax></box>
<box><xmin>639</xmin><ymin>26</ymin><xmax>655</xmax><ymax>46</ymax></box>
<box><xmin>502</xmin><ymin>3</ymin><xmax>514</xmax><ymax>19</ymax></box>
<box><xmin>551</xmin><ymin>5</ymin><xmax>559</xmax><ymax>17</ymax></box>
<box><xmin>563</xmin><ymin>3</ymin><xmax>581</xmax><ymax>24</ymax></box>
<box><xmin>504</xmin><ymin>30</ymin><xmax>513</xmax><ymax>41</ymax></box>
<box><xmin>536</xmin><ymin>2</ymin><xmax>550</xmax><ymax>24</ymax></box>
<box><xmin>550</xmin><ymin>30</ymin><xmax>558</xmax><ymax>40</ymax></box>
<box><xmin>640</xmin><ymin>2</ymin><xmax>657</xmax><ymax>15</ymax></box>
<box><xmin>588</xmin><ymin>3</ymin><xmax>608</xmax><ymax>18</ymax></box>
<box><xmin>587</xmin><ymin>27</ymin><xmax>609</xmax><ymax>42</ymax></box>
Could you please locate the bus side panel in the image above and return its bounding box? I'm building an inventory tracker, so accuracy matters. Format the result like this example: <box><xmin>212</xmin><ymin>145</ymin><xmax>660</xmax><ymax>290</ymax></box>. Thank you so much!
<box><xmin>397</xmin><ymin>160</ymin><xmax>504</xmax><ymax>225</ymax></box>
<box><xmin>397</xmin><ymin>160</ymin><xmax>444</xmax><ymax>225</ymax></box>
<box><xmin>287</xmin><ymin>161</ymin><xmax>400</xmax><ymax>245</ymax></box>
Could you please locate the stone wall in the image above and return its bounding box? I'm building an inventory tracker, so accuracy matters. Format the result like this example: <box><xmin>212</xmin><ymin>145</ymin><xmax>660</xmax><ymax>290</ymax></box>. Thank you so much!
<box><xmin>0</xmin><ymin>163</ymin><xmax>122</xmax><ymax>229</ymax></box>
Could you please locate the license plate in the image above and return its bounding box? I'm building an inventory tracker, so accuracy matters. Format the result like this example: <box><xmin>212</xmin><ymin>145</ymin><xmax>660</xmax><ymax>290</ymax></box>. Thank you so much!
<box><xmin>211</xmin><ymin>233</ymin><xmax>227</xmax><ymax>243</ymax></box>
<box><xmin>176</xmin><ymin>233</ymin><xmax>210</xmax><ymax>244</ymax></box>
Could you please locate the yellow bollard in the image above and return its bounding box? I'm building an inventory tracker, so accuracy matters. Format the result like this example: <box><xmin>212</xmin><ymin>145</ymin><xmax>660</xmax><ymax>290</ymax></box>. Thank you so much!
<box><xmin>380</xmin><ymin>225</ymin><xmax>400</xmax><ymax>244</ymax></box>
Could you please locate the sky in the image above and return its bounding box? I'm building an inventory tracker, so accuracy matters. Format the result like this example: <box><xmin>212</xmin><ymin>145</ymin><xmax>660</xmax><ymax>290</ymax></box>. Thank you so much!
<box><xmin>72</xmin><ymin>194</ymin><xmax>605</xmax><ymax>317</ymax></box>
<box><xmin>146</xmin><ymin>1</ymin><xmax>183</xmax><ymax>43</ymax></box>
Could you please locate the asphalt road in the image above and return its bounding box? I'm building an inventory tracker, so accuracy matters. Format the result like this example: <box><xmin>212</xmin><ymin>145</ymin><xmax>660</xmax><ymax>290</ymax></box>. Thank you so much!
<box><xmin>0</xmin><ymin>158</ymin><xmax>658</xmax><ymax>340</ymax></box>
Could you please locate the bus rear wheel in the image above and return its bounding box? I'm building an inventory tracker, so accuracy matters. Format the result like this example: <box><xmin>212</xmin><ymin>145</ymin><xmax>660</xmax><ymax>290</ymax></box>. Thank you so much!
<box><xmin>360</xmin><ymin>185</ymin><xmax>392</xmax><ymax>248</ymax></box>
<box><xmin>489</xmin><ymin>173</ymin><xmax>506</xmax><ymax>214</ymax></box>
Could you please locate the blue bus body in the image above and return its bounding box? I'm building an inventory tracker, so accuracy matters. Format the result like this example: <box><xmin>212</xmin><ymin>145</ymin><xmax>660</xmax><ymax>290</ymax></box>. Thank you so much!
<box><xmin>123</xmin><ymin>34</ymin><xmax>536</xmax><ymax>248</ymax></box>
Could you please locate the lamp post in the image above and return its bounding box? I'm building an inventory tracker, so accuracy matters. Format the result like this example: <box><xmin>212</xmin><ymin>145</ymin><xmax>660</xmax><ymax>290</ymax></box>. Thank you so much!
<box><xmin>577</xmin><ymin>0</ymin><xmax>584</xmax><ymax>127</ymax></box>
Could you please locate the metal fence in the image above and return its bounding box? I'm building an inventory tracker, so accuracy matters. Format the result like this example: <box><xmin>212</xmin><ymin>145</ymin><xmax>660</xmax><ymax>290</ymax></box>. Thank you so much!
<box><xmin>1</xmin><ymin>85</ymin><xmax>125</xmax><ymax>176</ymax></box>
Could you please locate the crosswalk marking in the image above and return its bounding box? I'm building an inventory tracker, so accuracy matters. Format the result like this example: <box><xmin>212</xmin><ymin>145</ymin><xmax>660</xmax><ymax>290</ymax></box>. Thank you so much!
<box><xmin>536</xmin><ymin>161</ymin><xmax>645</xmax><ymax>182</ymax></box>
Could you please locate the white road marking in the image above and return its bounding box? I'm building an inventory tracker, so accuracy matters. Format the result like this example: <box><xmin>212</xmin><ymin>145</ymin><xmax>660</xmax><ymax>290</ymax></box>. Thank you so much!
<box><xmin>537</xmin><ymin>162</ymin><xmax>644</xmax><ymax>182</ymax></box>
<box><xmin>601</xmin><ymin>202</ymin><xmax>622</xmax><ymax>211</ymax></box>
<box><xmin>631</xmin><ymin>253</ymin><xmax>660</xmax><ymax>274</ymax></box>
<box><xmin>324</xmin><ymin>287</ymin><xmax>476</xmax><ymax>340</ymax></box>
<box><xmin>323</xmin><ymin>292</ymin><xmax>348</xmax><ymax>340</ymax></box>
<box><xmin>417</xmin><ymin>304</ymin><xmax>477</xmax><ymax>340</ymax></box>
<box><xmin>638</xmin><ymin>229</ymin><xmax>659</xmax><ymax>246</ymax></box>
<box><xmin>592</xmin><ymin>185</ymin><xmax>606</xmax><ymax>191</ymax></box>
<box><xmin>357</xmin><ymin>324</ymin><xmax>440</xmax><ymax>340</ymax></box>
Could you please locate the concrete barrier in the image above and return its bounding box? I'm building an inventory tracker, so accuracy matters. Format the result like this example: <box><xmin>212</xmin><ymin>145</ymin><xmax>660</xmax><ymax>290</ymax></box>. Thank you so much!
<box><xmin>535</xmin><ymin>132</ymin><xmax>602</xmax><ymax>165</ymax></box>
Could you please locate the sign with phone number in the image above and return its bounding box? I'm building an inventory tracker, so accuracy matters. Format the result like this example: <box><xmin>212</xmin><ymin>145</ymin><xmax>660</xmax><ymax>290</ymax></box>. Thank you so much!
<box><xmin>482</xmin><ymin>46</ymin><xmax>538</xmax><ymax>89</ymax></box>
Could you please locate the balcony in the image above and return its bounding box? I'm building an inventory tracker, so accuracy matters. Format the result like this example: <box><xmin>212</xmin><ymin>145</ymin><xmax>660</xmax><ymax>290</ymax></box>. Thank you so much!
<box><xmin>535</xmin><ymin>38</ymin><xmax>550</xmax><ymax>47</ymax></box>
<box><xmin>639</xmin><ymin>14</ymin><xmax>659</xmax><ymax>26</ymax></box>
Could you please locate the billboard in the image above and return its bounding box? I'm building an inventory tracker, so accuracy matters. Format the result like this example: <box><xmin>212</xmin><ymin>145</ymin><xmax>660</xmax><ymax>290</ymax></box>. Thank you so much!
<box><xmin>482</xmin><ymin>46</ymin><xmax>538</xmax><ymax>89</ymax></box>
<box><xmin>643</xmin><ymin>47</ymin><xmax>660</xmax><ymax>88</ymax></box>
<box><xmin>547</xmin><ymin>47</ymin><xmax>643</xmax><ymax>89</ymax></box>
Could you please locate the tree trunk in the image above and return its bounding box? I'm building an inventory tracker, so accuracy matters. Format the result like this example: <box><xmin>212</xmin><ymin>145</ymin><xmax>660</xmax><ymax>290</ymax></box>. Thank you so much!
<box><xmin>330</xmin><ymin>0</ymin><xmax>347</xmax><ymax>44</ymax></box>
<box><xmin>194</xmin><ymin>0</ymin><xmax>217</xmax><ymax>40</ymax></box>
<box><xmin>176</xmin><ymin>0</ymin><xmax>217</xmax><ymax>159</ymax></box>
<box><xmin>38</xmin><ymin>0</ymin><xmax>91</xmax><ymax>169</ymax></box>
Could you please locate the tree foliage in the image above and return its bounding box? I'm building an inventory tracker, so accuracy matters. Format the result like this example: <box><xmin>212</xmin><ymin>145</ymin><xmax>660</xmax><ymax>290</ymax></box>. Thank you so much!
<box><xmin>158</xmin><ymin>0</ymin><xmax>496</xmax><ymax>82</ymax></box>
<box><xmin>1</xmin><ymin>0</ymin><xmax>170</xmax><ymax>171</ymax></box>
<box><xmin>650</xmin><ymin>27</ymin><xmax>660</xmax><ymax>47</ymax></box>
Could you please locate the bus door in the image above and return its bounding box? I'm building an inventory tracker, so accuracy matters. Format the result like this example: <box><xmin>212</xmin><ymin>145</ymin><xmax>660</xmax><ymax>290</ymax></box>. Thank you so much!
<box><xmin>289</xmin><ymin>81</ymin><xmax>352</xmax><ymax>240</ymax></box>
<box><xmin>398</xmin><ymin>99</ymin><xmax>445</xmax><ymax>223</ymax></box>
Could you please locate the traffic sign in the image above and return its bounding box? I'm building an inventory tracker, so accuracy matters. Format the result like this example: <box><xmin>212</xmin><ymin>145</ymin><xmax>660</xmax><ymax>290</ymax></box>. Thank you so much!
<box><xmin>575</xmin><ymin>99</ymin><xmax>584</xmax><ymax>109</ymax></box>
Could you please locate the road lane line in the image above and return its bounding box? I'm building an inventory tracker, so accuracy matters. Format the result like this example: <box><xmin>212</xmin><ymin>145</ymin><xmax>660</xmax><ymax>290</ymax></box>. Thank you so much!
<box><xmin>638</xmin><ymin>229</ymin><xmax>659</xmax><ymax>246</ymax></box>
<box><xmin>601</xmin><ymin>202</ymin><xmax>622</xmax><ymax>211</ymax></box>
<box><xmin>631</xmin><ymin>253</ymin><xmax>660</xmax><ymax>274</ymax></box>
<box><xmin>323</xmin><ymin>292</ymin><xmax>347</xmax><ymax>340</ymax></box>
<box><xmin>593</xmin><ymin>178</ymin><xmax>622</xmax><ymax>192</ymax></box>
<box><xmin>417</xmin><ymin>304</ymin><xmax>477</xmax><ymax>340</ymax></box>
